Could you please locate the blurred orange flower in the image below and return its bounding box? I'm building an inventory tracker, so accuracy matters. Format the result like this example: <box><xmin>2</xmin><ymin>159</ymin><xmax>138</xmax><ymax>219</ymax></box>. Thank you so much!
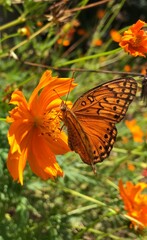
<box><xmin>18</xmin><ymin>26</ymin><xmax>31</xmax><ymax>37</ymax></box>
<box><xmin>122</xmin><ymin>136</ymin><xmax>129</xmax><ymax>144</ymax></box>
<box><xmin>119</xmin><ymin>180</ymin><xmax>147</xmax><ymax>229</ymax></box>
<box><xmin>110</xmin><ymin>29</ymin><xmax>121</xmax><ymax>42</ymax></box>
<box><xmin>57</xmin><ymin>38</ymin><xmax>70</xmax><ymax>46</ymax></box>
<box><xmin>124</xmin><ymin>64</ymin><xmax>131</xmax><ymax>72</ymax></box>
<box><xmin>77</xmin><ymin>28</ymin><xmax>87</xmax><ymax>36</ymax></box>
<box><xmin>96</xmin><ymin>9</ymin><xmax>105</xmax><ymax>19</ymax></box>
<box><xmin>127</xmin><ymin>163</ymin><xmax>135</xmax><ymax>171</ymax></box>
<box><xmin>92</xmin><ymin>39</ymin><xmax>103</xmax><ymax>46</ymax></box>
<box><xmin>57</xmin><ymin>20</ymin><xmax>80</xmax><ymax>46</ymax></box>
<box><xmin>125</xmin><ymin>119</ymin><xmax>144</xmax><ymax>143</ymax></box>
<box><xmin>141</xmin><ymin>67</ymin><xmax>147</xmax><ymax>75</ymax></box>
<box><xmin>7</xmin><ymin>70</ymin><xmax>76</xmax><ymax>184</ymax></box>
<box><xmin>36</xmin><ymin>21</ymin><xmax>43</xmax><ymax>27</ymax></box>
<box><xmin>119</xmin><ymin>19</ymin><xmax>147</xmax><ymax>57</ymax></box>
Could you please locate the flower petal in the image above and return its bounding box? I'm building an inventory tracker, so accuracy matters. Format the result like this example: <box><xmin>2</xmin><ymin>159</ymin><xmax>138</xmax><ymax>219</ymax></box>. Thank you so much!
<box><xmin>45</xmin><ymin>131</ymin><xmax>70</xmax><ymax>155</ymax></box>
<box><xmin>7</xmin><ymin>149</ymin><xmax>27</xmax><ymax>185</ymax></box>
<box><xmin>29</xmin><ymin>70</ymin><xmax>77</xmax><ymax>115</ymax></box>
<box><xmin>27</xmin><ymin>128</ymin><xmax>63</xmax><ymax>179</ymax></box>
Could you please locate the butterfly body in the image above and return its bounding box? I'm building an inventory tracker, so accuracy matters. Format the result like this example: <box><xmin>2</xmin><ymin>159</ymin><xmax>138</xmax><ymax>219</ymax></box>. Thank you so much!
<box><xmin>61</xmin><ymin>78</ymin><xmax>137</xmax><ymax>169</ymax></box>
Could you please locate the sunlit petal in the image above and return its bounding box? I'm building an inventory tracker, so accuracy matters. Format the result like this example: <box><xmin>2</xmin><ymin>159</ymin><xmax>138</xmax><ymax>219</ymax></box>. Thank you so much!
<box><xmin>119</xmin><ymin>180</ymin><xmax>147</xmax><ymax>229</ymax></box>
<box><xmin>27</xmin><ymin>128</ymin><xmax>63</xmax><ymax>179</ymax></box>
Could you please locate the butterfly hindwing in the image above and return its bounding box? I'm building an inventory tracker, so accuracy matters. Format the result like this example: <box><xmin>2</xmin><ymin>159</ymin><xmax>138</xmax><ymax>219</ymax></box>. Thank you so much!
<box><xmin>77</xmin><ymin>116</ymin><xmax>117</xmax><ymax>164</ymax></box>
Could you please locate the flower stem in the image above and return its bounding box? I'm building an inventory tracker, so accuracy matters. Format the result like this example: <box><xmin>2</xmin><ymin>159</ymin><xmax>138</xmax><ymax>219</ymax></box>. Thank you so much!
<box><xmin>0</xmin><ymin>21</ymin><xmax>54</xmax><ymax>59</ymax></box>
<box><xmin>57</xmin><ymin>48</ymin><xmax>121</xmax><ymax>66</ymax></box>
<box><xmin>0</xmin><ymin>14</ymin><xmax>26</xmax><ymax>31</ymax></box>
<box><xmin>0</xmin><ymin>118</ymin><xmax>6</xmax><ymax>122</ymax></box>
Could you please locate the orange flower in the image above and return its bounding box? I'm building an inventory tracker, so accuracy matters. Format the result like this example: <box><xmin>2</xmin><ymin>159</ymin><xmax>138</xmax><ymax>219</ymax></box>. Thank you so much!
<box><xmin>96</xmin><ymin>9</ymin><xmax>105</xmax><ymax>19</ymax></box>
<box><xmin>57</xmin><ymin>38</ymin><xmax>70</xmax><ymax>46</ymax></box>
<box><xmin>57</xmin><ymin>20</ymin><xmax>80</xmax><ymax>46</ymax></box>
<box><xmin>110</xmin><ymin>29</ymin><xmax>121</xmax><ymax>42</ymax></box>
<box><xmin>36</xmin><ymin>21</ymin><xmax>43</xmax><ymax>27</ymax></box>
<box><xmin>123</xmin><ymin>64</ymin><xmax>131</xmax><ymax>72</ymax></box>
<box><xmin>125</xmin><ymin>119</ymin><xmax>144</xmax><ymax>143</ymax></box>
<box><xmin>18</xmin><ymin>26</ymin><xmax>31</xmax><ymax>37</ymax></box>
<box><xmin>77</xmin><ymin>28</ymin><xmax>87</xmax><ymax>36</ymax></box>
<box><xmin>141</xmin><ymin>66</ymin><xmax>147</xmax><ymax>75</ymax></box>
<box><xmin>122</xmin><ymin>136</ymin><xmax>129</xmax><ymax>144</ymax></box>
<box><xmin>92</xmin><ymin>39</ymin><xmax>103</xmax><ymax>46</ymax></box>
<box><xmin>127</xmin><ymin>163</ymin><xmax>135</xmax><ymax>171</ymax></box>
<box><xmin>6</xmin><ymin>70</ymin><xmax>77</xmax><ymax>184</ymax></box>
<box><xmin>119</xmin><ymin>20</ymin><xmax>147</xmax><ymax>57</ymax></box>
<box><xmin>119</xmin><ymin>180</ymin><xmax>147</xmax><ymax>229</ymax></box>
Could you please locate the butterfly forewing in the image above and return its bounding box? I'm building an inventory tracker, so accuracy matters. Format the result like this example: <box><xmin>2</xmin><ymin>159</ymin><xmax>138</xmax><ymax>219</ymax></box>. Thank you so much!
<box><xmin>72</xmin><ymin>78</ymin><xmax>137</xmax><ymax>123</ymax></box>
<box><xmin>61</xmin><ymin>77</ymin><xmax>137</xmax><ymax>168</ymax></box>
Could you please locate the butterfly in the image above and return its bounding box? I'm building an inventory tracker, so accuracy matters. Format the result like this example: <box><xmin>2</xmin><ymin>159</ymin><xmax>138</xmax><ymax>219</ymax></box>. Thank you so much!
<box><xmin>60</xmin><ymin>77</ymin><xmax>137</xmax><ymax>171</ymax></box>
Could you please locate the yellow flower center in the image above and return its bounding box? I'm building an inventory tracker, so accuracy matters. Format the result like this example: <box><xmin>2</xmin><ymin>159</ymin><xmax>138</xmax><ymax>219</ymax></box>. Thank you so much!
<box><xmin>133</xmin><ymin>35</ymin><xmax>142</xmax><ymax>47</ymax></box>
<box><xmin>37</xmin><ymin>109</ymin><xmax>61</xmax><ymax>139</ymax></box>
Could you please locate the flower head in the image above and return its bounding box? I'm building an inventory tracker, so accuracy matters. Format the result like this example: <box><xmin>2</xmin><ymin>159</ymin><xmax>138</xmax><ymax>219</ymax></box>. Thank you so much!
<box><xmin>119</xmin><ymin>180</ymin><xmax>147</xmax><ymax>229</ymax></box>
<box><xmin>119</xmin><ymin>20</ymin><xmax>147</xmax><ymax>57</ymax></box>
<box><xmin>92</xmin><ymin>39</ymin><xmax>103</xmax><ymax>47</ymax></box>
<box><xmin>125</xmin><ymin>119</ymin><xmax>144</xmax><ymax>143</ymax></box>
<box><xmin>7</xmin><ymin>70</ymin><xmax>77</xmax><ymax>184</ymax></box>
<box><xmin>18</xmin><ymin>26</ymin><xmax>31</xmax><ymax>37</ymax></box>
<box><xmin>110</xmin><ymin>29</ymin><xmax>121</xmax><ymax>42</ymax></box>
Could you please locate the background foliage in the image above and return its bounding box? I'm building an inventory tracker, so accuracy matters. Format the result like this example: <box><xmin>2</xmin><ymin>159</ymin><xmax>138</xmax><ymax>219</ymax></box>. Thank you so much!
<box><xmin>1</xmin><ymin>0</ymin><xmax>147</xmax><ymax>239</ymax></box>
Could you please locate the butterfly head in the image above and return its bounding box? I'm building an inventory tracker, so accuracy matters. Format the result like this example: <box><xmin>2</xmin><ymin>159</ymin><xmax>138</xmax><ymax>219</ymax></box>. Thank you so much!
<box><xmin>60</xmin><ymin>100</ymin><xmax>67</xmax><ymax>112</ymax></box>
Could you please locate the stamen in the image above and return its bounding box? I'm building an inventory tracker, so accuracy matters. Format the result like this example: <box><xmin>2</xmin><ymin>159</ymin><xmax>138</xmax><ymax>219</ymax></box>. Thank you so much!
<box><xmin>133</xmin><ymin>35</ymin><xmax>142</xmax><ymax>47</ymax></box>
<box><xmin>37</xmin><ymin>109</ymin><xmax>61</xmax><ymax>139</ymax></box>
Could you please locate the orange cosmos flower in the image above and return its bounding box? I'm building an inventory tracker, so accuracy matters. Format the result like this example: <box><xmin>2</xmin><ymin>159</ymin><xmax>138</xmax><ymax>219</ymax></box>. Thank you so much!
<box><xmin>6</xmin><ymin>70</ymin><xmax>77</xmax><ymax>185</ymax></box>
<box><xmin>123</xmin><ymin>64</ymin><xmax>131</xmax><ymax>72</ymax></box>
<box><xmin>92</xmin><ymin>39</ymin><xmax>103</xmax><ymax>47</ymax></box>
<box><xmin>18</xmin><ymin>26</ymin><xmax>31</xmax><ymax>37</ymax></box>
<box><xmin>96</xmin><ymin>9</ymin><xmax>105</xmax><ymax>19</ymax></box>
<box><xmin>125</xmin><ymin>119</ymin><xmax>144</xmax><ymax>143</ymax></box>
<box><xmin>119</xmin><ymin>19</ymin><xmax>147</xmax><ymax>57</ymax></box>
<box><xmin>77</xmin><ymin>28</ymin><xmax>87</xmax><ymax>36</ymax></box>
<box><xmin>119</xmin><ymin>180</ymin><xmax>147</xmax><ymax>229</ymax></box>
<box><xmin>110</xmin><ymin>29</ymin><xmax>121</xmax><ymax>42</ymax></box>
<box><xmin>127</xmin><ymin>163</ymin><xmax>135</xmax><ymax>171</ymax></box>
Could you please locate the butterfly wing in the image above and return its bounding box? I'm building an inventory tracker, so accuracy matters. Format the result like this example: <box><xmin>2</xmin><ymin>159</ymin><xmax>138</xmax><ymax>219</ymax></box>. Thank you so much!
<box><xmin>61</xmin><ymin>77</ymin><xmax>137</xmax><ymax>167</ymax></box>
<box><xmin>72</xmin><ymin>78</ymin><xmax>137</xmax><ymax>123</ymax></box>
<box><xmin>75</xmin><ymin>116</ymin><xmax>117</xmax><ymax>164</ymax></box>
<box><xmin>62</xmin><ymin>107</ymin><xmax>117</xmax><ymax>168</ymax></box>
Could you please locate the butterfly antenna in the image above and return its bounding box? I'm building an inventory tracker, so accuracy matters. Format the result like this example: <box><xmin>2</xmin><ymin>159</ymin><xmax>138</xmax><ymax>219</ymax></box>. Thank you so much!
<box><xmin>65</xmin><ymin>71</ymin><xmax>75</xmax><ymax>102</ymax></box>
<box><xmin>53</xmin><ymin>88</ymin><xmax>62</xmax><ymax>100</ymax></box>
<box><xmin>52</xmin><ymin>89</ymin><xmax>66</xmax><ymax>133</ymax></box>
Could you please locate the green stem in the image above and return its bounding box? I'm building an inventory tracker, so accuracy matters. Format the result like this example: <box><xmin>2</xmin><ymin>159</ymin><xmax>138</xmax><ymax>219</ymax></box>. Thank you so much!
<box><xmin>0</xmin><ymin>21</ymin><xmax>54</xmax><ymax>59</ymax></box>
<box><xmin>62</xmin><ymin>187</ymin><xmax>116</xmax><ymax>214</ymax></box>
<box><xmin>0</xmin><ymin>118</ymin><xmax>6</xmax><ymax>121</ymax></box>
<box><xmin>0</xmin><ymin>14</ymin><xmax>26</xmax><ymax>31</ymax></box>
<box><xmin>57</xmin><ymin>48</ymin><xmax>121</xmax><ymax>66</ymax></box>
<box><xmin>0</xmin><ymin>33</ymin><xmax>19</xmax><ymax>43</ymax></box>
<box><xmin>101</xmin><ymin>0</ymin><xmax>126</xmax><ymax>37</ymax></box>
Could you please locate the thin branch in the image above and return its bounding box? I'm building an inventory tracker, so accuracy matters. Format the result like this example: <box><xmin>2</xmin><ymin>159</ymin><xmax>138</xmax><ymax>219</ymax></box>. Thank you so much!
<box><xmin>22</xmin><ymin>60</ymin><xmax>144</xmax><ymax>77</ymax></box>
<box><xmin>66</xmin><ymin>0</ymin><xmax>111</xmax><ymax>13</ymax></box>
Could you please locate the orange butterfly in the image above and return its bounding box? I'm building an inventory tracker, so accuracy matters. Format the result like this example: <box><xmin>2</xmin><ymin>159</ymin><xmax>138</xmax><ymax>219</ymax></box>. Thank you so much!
<box><xmin>61</xmin><ymin>78</ymin><xmax>137</xmax><ymax>171</ymax></box>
